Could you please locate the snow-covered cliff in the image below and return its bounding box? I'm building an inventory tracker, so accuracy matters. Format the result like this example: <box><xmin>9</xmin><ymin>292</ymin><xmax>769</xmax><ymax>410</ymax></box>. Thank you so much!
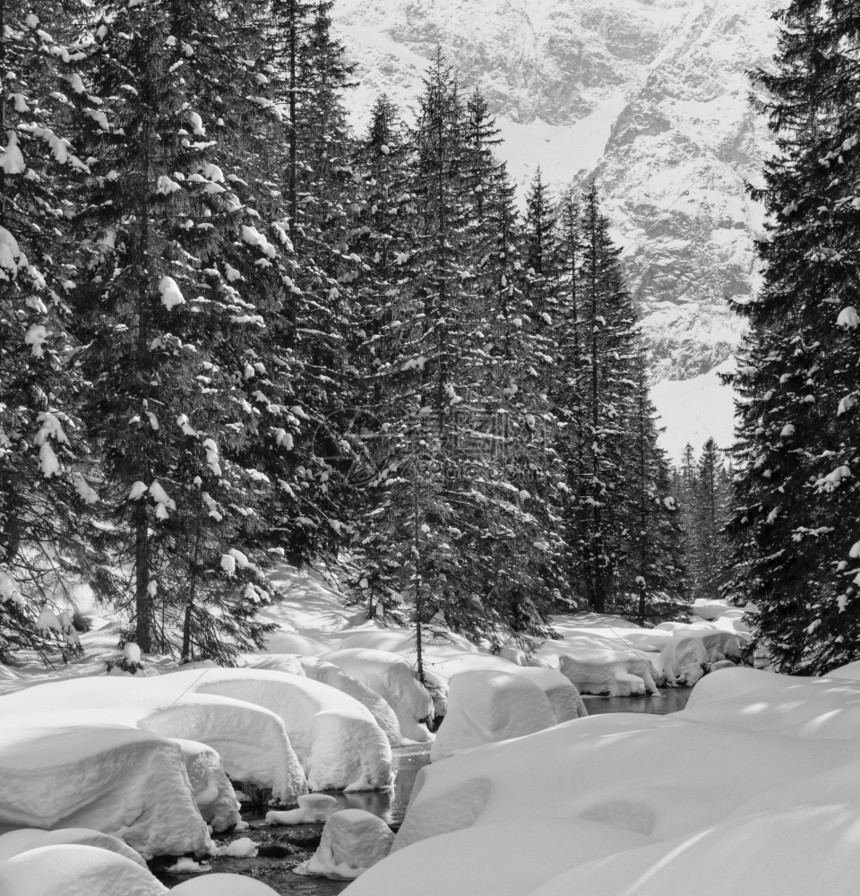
<box><xmin>332</xmin><ymin>0</ymin><xmax>784</xmax><ymax>450</ymax></box>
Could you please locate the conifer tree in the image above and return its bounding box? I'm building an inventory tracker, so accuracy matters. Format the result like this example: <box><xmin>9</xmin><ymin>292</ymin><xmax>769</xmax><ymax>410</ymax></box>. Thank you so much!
<box><xmin>72</xmin><ymin>0</ymin><xmax>287</xmax><ymax>660</ymax></box>
<box><xmin>0</xmin><ymin>1</ymin><xmax>93</xmax><ymax>658</ymax></box>
<box><xmin>690</xmin><ymin>438</ymin><xmax>731</xmax><ymax>602</ymax></box>
<box><xmin>728</xmin><ymin>0</ymin><xmax>860</xmax><ymax>671</ymax></box>
<box><xmin>570</xmin><ymin>185</ymin><xmax>639</xmax><ymax>612</ymax></box>
<box><xmin>621</xmin><ymin>358</ymin><xmax>688</xmax><ymax>623</ymax></box>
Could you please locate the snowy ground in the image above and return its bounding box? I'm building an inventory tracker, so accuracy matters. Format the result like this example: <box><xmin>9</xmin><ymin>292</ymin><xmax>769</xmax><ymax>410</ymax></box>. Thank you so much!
<box><xmin>1</xmin><ymin>570</ymin><xmax>849</xmax><ymax>895</ymax></box>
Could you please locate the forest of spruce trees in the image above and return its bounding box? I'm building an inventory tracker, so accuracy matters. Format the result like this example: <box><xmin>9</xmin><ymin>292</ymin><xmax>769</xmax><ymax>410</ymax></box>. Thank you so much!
<box><xmin>2</xmin><ymin>0</ymin><xmax>858</xmax><ymax>676</ymax></box>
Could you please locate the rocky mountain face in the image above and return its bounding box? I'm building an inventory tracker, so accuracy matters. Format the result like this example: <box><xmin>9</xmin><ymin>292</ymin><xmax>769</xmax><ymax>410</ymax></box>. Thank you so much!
<box><xmin>332</xmin><ymin>0</ymin><xmax>784</xmax><ymax>381</ymax></box>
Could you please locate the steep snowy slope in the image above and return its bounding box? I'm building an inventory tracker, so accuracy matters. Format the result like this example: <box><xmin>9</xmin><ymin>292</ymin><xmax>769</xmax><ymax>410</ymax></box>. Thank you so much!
<box><xmin>592</xmin><ymin>0</ymin><xmax>781</xmax><ymax>379</ymax></box>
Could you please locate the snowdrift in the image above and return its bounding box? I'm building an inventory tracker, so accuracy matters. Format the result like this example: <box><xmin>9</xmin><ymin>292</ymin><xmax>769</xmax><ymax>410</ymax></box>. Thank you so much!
<box><xmin>343</xmin><ymin>668</ymin><xmax>860</xmax><ymax>896</ymax></box>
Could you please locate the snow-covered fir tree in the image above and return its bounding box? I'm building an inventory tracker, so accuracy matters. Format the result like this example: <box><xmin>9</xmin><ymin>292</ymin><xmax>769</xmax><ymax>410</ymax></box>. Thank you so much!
<box><xmin>0</xmin><ymin>1</ymin><xmax>93</xmax><ymax>659</ymax></box>
<box><xmin>71</xmin><ymin>0</ymin><xmax>288</xmax><ymax>660</ymax></box>
<box><xmin>728</xmin><ymin>0</ymin><xmax>860</xmax><ymax>672</ymax></box>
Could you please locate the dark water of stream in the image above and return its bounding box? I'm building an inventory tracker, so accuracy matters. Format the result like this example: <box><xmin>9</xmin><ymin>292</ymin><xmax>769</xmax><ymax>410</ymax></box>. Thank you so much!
<box><xmin>151</xmin><ymin>743</ymin><xmax>430</xmax><ymax>895</ymax></box>
<box><xmin>152</xmin><ymin>691</ymin><xmax>692</xmax><ymax>895</ymax></box>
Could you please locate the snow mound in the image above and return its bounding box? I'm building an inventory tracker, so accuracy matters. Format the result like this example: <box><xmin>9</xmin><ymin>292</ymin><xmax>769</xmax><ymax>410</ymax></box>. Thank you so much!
<box><xmin>267</xmin><ymin>793</ymin><xmax>338</xmax><ymax>825</ymax></box>
<box><xmin>680</xmin><ymin>666</ymin><xmax>860</xmax><ymax>739</ymax></box>
<box><xmin>394</xmin><ymin>712</ymin><xmax>860</xmax><ymax>852</ymax></box>
<box><xmin>0</xmin><ymin>844</ymin><xmax>167</xmax><ymax>896</ymax></box>
<box><xmin>218</xmin><ymin>837</ymin><xmax>257</xmax><ymax>858</ymax></box>
<box><xmin>187</xmin><ymin>668</ymin><xmax>392</xmax><ymax>791</ymax></box>
<box><xmin>557</xmin><ymin>644</ymin><xmax>659</xmax><ymax>696</ymax></box>
<box><xmin>262</xmin><ymin>631</ymin><xmax>329</xmax><ymax>656</ymax></box>
<box><xmin>533</xmin><ymin>802</ymin><xmax>860</xmax><ymax>896</ymax></box>
<box><xmin>1</xmin><ymin>674</ymin><xmax>307</xmax><ymax>805</ymax></box>
<box><xmin>0</xmin><ymin>828</ymin><xmax>146</xmax><ymax>866</ymax></box>
<box><xmin>506</xmin><ymin>667</ymin><xmax>588</xmax><ymax>723</ymax></box>
<box><xmin>323</xmin><ymin>648</ymin><xmax>434</xmax><ymax>742</ymax></box>
<box><xmin>431</xmin><ymin>670</ymin><xmax>557</xmax><ymax>762</ymax></box>
<box><xmin>343</xmin><ymin>819</ymin><xmax>652</xmax><ymax>896</ymax></box>
<box><xmin>299</xmin><ymin>656</ymin><xmax>403</xmax><ymax>746</ymax></box>
<box><xmin>170</xmin><ymin>739</ymin><xmax>241</xmax><ymax>832</ymax></box>
<box><xmin>169</xmin><ymin>874</ymin><xmax>280</xmax><ymax>894</ymax></box>
<box><xmin>656</xmin><ymin>627</ymin><xmax>746</xmax><ymax>687</ymax></box>
<box><xmin>298</xmin><ymin>809</ymin><xmax>394</xmax><ymax>879</ymax></box>
<box><xmin>245</xmin><ymin>653</ymin><xmax>306</xmax><ymax>677</ymax></box>
<box><xmin>0</xmin><ymin>724</ymin><xmax>212</xmax><ymax>859</ymax></box>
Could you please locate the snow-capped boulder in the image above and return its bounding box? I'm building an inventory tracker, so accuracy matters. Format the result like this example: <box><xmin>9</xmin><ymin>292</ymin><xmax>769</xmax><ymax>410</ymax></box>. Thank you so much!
<box><xmin>0</xmin><ymin>674</ymin><xmax>307</xmax><ymax>805</ymax></box>
<box><xmin>170</xmin><ymin>874</ymin><xmax>280</xmax><ymax>894</ymax></box>
<box><xmin>557</xmin><ymin>644</ymin><xmax>659</xmax><ymax>696</ymax></box>
<box><xmin>266</xmin><ymin>793</ymin><xmax>338</xmax><ymax>826</ymax></box>
<box><xmin>323</xmin><ymin>648</ymin><xmax>434</xmax><ymax>742</ymax></box>
<box><xmin>299</xmin><ymin>656</ymin><xmax>403</xmax><ymax>746</ymax></box>
<box><xmin>656</xmin><ymin>627</ymin><xmax>748</xmax><ymax>687</ymax></box>
<box><xmin>0</xmin><ymin>724</ymin><xmax>212</xmax><ymax>859</ymax></box>
<box><xmin>171</xmin><ymin>739</ymin><xmax>241</xmax><ymax>832</ymax></box>
<box><xmin>507</xmin><ymin>667</ymin><xmax>588</xmax><ymax>723</ymax></box>
<box><xmin>0</xmin><ymin>828</ymin><xmax>146</xmax><ymax>867</ymax></box>
<box><xmin>431</xmin><ymin>670</ymin><xmax>557</xmax><ymax>762</ymax></box>
<box><xmin>0</xmin><ymin>844</ymin><xmax>167</xmax><ymax>896</ymax></box>
<box><xmin>187</xmin><ymin>668</ymin><xmax>392</xmax><ymax>791</ymax></box>
<box><xmin>297</xmin><ymin>809</ymin><xmax>394</xmax><ymax>879</ymax></box>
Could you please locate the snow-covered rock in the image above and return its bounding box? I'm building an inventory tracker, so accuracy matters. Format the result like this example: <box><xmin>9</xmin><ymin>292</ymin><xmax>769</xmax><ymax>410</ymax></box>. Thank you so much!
<box><xmin>555</xmin><ymin>642</ymin><xmax>659</xmax><ymax>696</ymax></box>
<box><xmin>507</xmin><ymin>667</ymin><xmax>587</xmax><ymax>723</ymax></box>
<box><xmin>0</xmin><ymin>844</ymin><xmax>167</xmax><ymax>896</ymax></box>
<box><xmin>655</xmin><ymin>626</ymin><xmax>747</xmax><ymax>686</ymax></box>
<box><xmin>0</xmin><ymin>724</ymin><xmax>212</xmax><ymax>859</ymax></box>
<box><xmin>169</xmin><ymin>874</ymin><xmax>280</xmax><ymax>894</ymax></box>
<box><xmin>298</xmin><ymin>809</ymin><xmax>394</xmax><ymax>879</ymax></box>
<box><xmin>188</xmin><ymin>668</ymin><xmax>392</xmax><ymax>791</ymax></box>
<box><xmin>266</xmin><ymin>793</ymin><xmax>338</xmax><ymax>826</ymax></box>
<box><xmin>218</xmin><ymin>837</ymin><xmax>258</xmax><ymax>858</ymax></box>
<box><xmin>323</xmin><ymin>648</ymin><xmax>434</xmax><ymax>742</ymax></box>
<box><xmin>431</xmin><ymin>670</ymin><xmax>558</xmax><ymax>762</ymax></box>
<box><xmin>0</xmin><ymin>828</ymin><xmax>146</xmax><ymax>867</ymax></box>
<box><xmin>299</xmin><ymin>656</ymin><xmax>403</xmax><ymax>746</ymax></box>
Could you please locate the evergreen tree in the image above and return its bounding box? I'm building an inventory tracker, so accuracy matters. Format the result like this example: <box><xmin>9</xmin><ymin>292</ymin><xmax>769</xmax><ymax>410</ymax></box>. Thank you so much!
<box><xmin>620</xmin><ymin>358</ymin><xmax>688</xmax><ymax>623</ymax></box>
<box><xmin>728</xmin><ymin>0</ymin><xmax>860</xmax><ymax>671</ymax></box>
<box><xmin>569</xmin><ymin>185</ymin><xmax>639</xmax><ymax>612</ymax></box>
<box><xmin>72</xmin><ymin>0</ymin><xmax>285</xmax><ymax>660</ymax></box>
<box><xmin>690</xmin><ymin>438</ymin><xmax>731</xmax><ymax>602</ymax></box>
<box><xmin>0</xmin><ymin>1</ymin><xmax>92</xmax><ymax>659</ymax></box>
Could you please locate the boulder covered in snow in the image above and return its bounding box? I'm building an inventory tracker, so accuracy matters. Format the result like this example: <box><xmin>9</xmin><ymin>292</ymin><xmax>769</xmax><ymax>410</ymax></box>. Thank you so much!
<box><xmin>0</xmin><ymin>828</ymin><xmax>146</xmax><ymax>866</ymax></box>
<box><xmin>297</xmin><ymin>809</ymin><xmax>394</xmax><ymax>879</ymax></box>
<box><xmin>0</xmin><ymin>724</ymin><xmax>212</xmax><ymax>859</ymax></box>
<box><xmin>170</xmin><ymin>874</ymin><xmax>281</xmax><ymax>894</ymax></box>
<box><xmin>557</xmin><ymin>644</ymin><xmax>659</xmax><ymax>696</ymax></box>
<box><xmin>508</xmin><ymin>667</ymin><xmax>587</xmax><ymax>723</ymax></box>
<box><xmin>431</xmin><ymin>670</ymin><xmax>558</xmax><ymax>762</ymax></box>
<box><xmin>299</xmin><ymin>656</ymin><xmax>403</xmax><ymax>746</ymax></box>
<box><xmin>188</xmin><ymin>668</ymin><xmax>393</xmax><ymax>791</ymax></box>
<box><xmin>0</xmin><ymin>844</ymin><xmax>167</xmax><ymax>896</ymax></box>
<box><xmin>266</xmin><ymin>793</ymin><xmax>338</xmax><ymax>826</ymax></box>
<box><xmin>323</xmin><ymin>648</ymin><xmax>434</xmax><ymax>742</ymax></box>
<box><xmin>655</xmin><ymin>625</ymin><xmax>748</xmax><ymax>687</ymax></box>
<box><xmin>0</xmin><ymin>674</ymin><xmax>307</xmax><ymax>806</ymax></box>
